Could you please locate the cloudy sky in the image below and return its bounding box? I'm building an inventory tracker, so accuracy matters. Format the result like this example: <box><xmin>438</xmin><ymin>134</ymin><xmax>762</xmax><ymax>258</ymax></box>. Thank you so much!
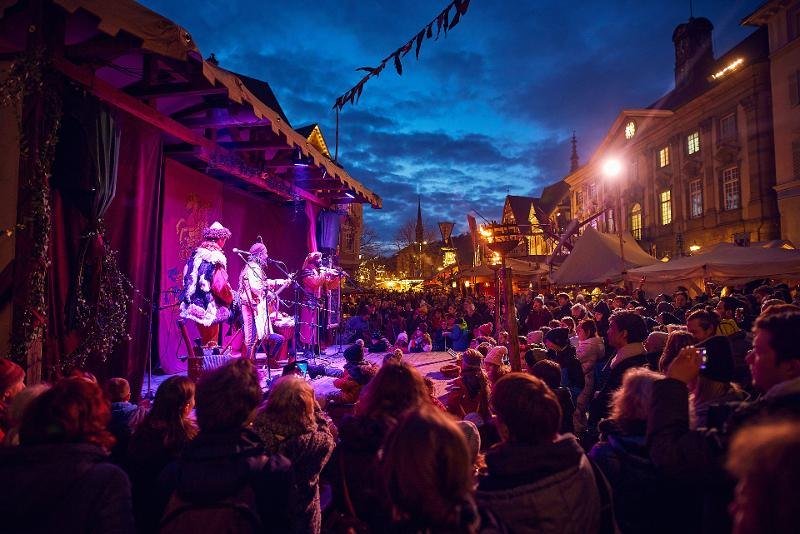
<box><xmin>141</xmin><ymin>0</ymin><xmax>763</xmax><ymax>251</ymax></box>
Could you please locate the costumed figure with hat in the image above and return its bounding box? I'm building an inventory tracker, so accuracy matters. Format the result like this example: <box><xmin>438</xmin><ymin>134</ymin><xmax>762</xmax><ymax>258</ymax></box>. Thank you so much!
<box><xmin>238</xmin><ymin>240</ymin><xmax>294</xmax><ymax>365</ymax></box>
<box><xmin>297</xmin><ymin>251</ymin><xmax>341</xmax><ymax>354</ymax></box>
<box><xmin>179</xmin><ymin>222</ymin><xmax>234</xmax><ymax>346</ymax></box>
<box><xmin>328</xmin><ymin>340</ymin><xmax>378</xmax><ymax>405</ymax></box>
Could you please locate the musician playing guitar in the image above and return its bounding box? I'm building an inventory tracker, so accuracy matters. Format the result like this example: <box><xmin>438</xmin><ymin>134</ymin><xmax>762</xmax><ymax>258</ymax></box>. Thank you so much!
<box><xmin>238</xmin><ymin>241</ymin><xmax>293</xmax><ymax>365</ymax></box>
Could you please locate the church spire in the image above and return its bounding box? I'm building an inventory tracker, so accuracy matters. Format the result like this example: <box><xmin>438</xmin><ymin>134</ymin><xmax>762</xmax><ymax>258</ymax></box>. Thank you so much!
<box><xmin>415</xmin><ymin>196</ymin><xmax>424</xmax><ymax>244</ymax></box>
<box><xmin>570</xmin><ymin>131</ymin><xmax>580</xmax><ymax>172</ymax></box>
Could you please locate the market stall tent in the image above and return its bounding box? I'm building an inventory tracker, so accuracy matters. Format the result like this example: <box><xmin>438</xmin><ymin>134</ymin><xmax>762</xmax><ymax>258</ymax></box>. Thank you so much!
<box><xmin>624</xmin><ymin>243</ymin><xmax>800</xmax><ymax>296</ymax></box>
<box><xmin>549</xmin><ymin>227</ymin><xmax>659</xmax><ymax>285</ymax></box>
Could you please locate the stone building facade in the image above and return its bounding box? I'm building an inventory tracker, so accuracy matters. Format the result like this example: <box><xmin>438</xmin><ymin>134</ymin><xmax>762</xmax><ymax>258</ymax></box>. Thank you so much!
<box><xmin>564</xmin><ymin>18</ymin><xmax>780</xmax><ymax>259</ymax></box>
<box><xmin>744</xmin><ymin>0</ymin><xmax>800</xmax><ymax>246</ymax></box>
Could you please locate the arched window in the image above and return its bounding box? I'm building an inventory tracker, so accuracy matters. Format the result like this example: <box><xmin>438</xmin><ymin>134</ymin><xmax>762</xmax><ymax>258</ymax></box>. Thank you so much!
<box><xmin>630</xmin><ymin>203</ymin><xmax>642</xmax><ymax>240</ymax></box>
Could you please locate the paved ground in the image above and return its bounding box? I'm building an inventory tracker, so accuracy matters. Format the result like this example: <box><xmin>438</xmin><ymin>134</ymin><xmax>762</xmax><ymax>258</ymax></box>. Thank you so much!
<box><xmin>140</xmin><ymin>346</ymin><xmax>460</xmax><ymax>405</ymax></box>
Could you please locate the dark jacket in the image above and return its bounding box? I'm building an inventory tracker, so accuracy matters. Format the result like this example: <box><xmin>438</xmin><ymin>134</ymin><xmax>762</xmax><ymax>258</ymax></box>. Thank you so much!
<box><xmin>159</xmin><ymin>428</ymin><xmax>291</xmax><ymax>533</ymax></box>
<box><xmin>476</xmin><ymin>435</ymin><xmax>600</xmax><ymax>534</ymax></box>
<box><xmin>647</xmin><ymin>378</ymin><xmax>800</xmax><ymax>534</ymax></box>
<box><xmin>525</xmin><ymin>308</ymin><xmax>553</xmax><ymax>333</ymax></box>
<box><xmin>0</xmin><ymin>443</ymin><xmax>134</xmax><ymax>534</ymax></box>
<box><xmin>587</xmin><ymin>352</ymin><xmax>650</xmax><ymax>443</ymax></box>
<box><xmin>590</xmin><ymin>419</ymin><xmax>700</xmax><ymax>534</ymax></box>
<box><xmin>548</xmin><ymin>344</ymin><xmax>585</xmax><ymax>402</ymax></box>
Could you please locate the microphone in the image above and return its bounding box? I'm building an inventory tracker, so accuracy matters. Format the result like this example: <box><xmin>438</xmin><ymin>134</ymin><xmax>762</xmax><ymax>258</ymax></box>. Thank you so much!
<box><xmin>232</xmin><ymin>248</ymin><xmax>251</xmax><ymax>255</ymax></box>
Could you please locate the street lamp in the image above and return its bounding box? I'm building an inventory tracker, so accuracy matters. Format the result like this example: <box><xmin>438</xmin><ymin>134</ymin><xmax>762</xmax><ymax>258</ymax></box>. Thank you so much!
<box><xmin>602</xmin><ymin>158</ymin><xmax>626</xmax><ymax>280</ymax></box>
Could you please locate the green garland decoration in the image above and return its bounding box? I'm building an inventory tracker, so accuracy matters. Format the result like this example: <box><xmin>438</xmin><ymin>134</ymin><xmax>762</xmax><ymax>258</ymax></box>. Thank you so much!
<box><xmin>0</xmin><ymin>48</ymin><xmax>61</xmax><ymax>366</ymax></box>
<box><xmin>60</xmin><ymin>222</ymin><xmax>132</xmax><ymax>372</ymax></box>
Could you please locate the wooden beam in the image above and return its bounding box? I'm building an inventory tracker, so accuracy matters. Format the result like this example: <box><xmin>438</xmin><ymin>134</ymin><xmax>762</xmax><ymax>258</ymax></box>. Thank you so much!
<box><xmin>127</xmin><ymin>82</ymin><xmax>228</xmax><ymax>100</ymax></box>
<box><xmin>218</xmin><ymin>140</ymin><xmax>286</xmax><ymax>151</ymax></box>
<box><xmin>178</xmin><ymin>114</ymin><xmax>273</xmax><ymax>129</ymax></box>
<box><xmin>52</xmin><ymin>57</ymin><xmax>328</xmax><ymax>208</ymax></box>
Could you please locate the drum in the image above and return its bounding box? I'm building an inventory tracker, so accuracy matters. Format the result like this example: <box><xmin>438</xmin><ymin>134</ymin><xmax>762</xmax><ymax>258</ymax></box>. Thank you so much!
<box><xmin>272</xmin><ymin>313</ymin><xmax>295</xmax><ymax>361</ymax></box>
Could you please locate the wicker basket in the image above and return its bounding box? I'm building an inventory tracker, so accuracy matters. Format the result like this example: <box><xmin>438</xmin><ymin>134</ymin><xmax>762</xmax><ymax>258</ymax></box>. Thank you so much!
<box><xmin>440</xmin><ymin>363</ymin><xmax>460</xmax><ymax>379</ymax></box>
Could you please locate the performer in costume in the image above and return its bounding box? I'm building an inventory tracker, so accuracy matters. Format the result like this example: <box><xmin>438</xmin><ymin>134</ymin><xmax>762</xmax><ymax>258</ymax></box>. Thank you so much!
<box><xmin>238</xmin><ymin>241</ymin><xmax>292</xmax><ymax>364</ymax></box>
<box><xmin>298</xmin><ymin>251</ymin><xmax>340</xmax><ymax>353</ymax></box>
<box><xmin>179</xmin><ymin>221</ymin><xmax>234</xmax><ymax>346</ymax></box>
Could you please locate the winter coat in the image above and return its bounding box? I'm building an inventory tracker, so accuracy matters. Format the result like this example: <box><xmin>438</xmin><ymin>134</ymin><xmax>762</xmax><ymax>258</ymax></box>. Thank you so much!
<box><xmin>525</xmin><ymin>308</ymin><xmax>553</xmax><ymax>333</ymax></box>
<box><xmin>447</xmin><ymin>322</ymin><xmax>470</xmax><ymax>351</ymax></box>
<box><xmin>587</xmin><ymin>352</ymin><xmax>649</xmax><ymax>443</ymax></box>
<box><xmin>590</xmin><ymin>419</ymin><xmax>701</xmax><ymax>534</ymax></box>
<box><xmin>576</xmin><ymin>336</ymin><xmax>604</xmax><ymax>413</ymax></box>
<box><xmin>158</xmin><ymin>428</ymin><xmax>291</xmax><ymax>533</ymax></box>
<box><xmin>548</xmin><ymin>344</ymin><xmax>585</xmax><ymax>402</ymax></box>
<box><xmin>476</xmin><ymin>435</ymin><xmax>600</xmax><ymax>534</ymax></box>
<box><xmin>0</xmin><ymin>443</ymin><xmax>134</xmax><ymax>534</ymax></box>
<box><xmin>251</xmin><ymin>411</ymin><xmax>335</xmax><ymax>533</ymax></box>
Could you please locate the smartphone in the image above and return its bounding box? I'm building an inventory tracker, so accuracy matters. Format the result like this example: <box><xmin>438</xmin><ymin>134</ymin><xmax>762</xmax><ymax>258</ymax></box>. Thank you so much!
<box><xmin>295</xmin><ymin>360</ymin><xmax>309</xmax><ymax>378</ymax></box>
<box><xmin>697</xmin><ymin>347</ymin><xmax>708</xmax><ymax>370</ymax></box>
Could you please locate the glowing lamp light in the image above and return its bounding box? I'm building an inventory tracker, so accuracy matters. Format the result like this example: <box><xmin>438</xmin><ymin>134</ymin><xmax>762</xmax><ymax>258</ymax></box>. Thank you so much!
<box><xmin>464</xmin><ymin>281</ymin><xmax>471</xmax><ymax>288</ymax></box>
<box><xmin>711</xmin><ymin>58</ymin><xmax>744</xmax><ymax>80</ymax></box>
<box><xmin>602</xmin><ymin>159</ymin><xmax>622</xmax><ymax>178</ymax></box>
<box><xmin>689</xmin><ymin>243</ymin><xmax>701</xmax><ymax>253</ymax></box>
<box><xmin>451</xmin><ymin>281</ymin><xmax>457</xmax><ymax>288</ymax></box>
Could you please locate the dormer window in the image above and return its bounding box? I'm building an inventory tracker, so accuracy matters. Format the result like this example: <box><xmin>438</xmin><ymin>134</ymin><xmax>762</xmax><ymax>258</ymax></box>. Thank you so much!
<box><xmin>625</xmin><ymin>120</ymin><xmax>636</xmax><ymax>140</ymax></box>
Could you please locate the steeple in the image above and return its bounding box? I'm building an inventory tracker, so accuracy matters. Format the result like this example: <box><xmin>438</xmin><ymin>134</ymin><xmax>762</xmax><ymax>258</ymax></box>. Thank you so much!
<box><xmin>570</xmin><ymin>131</ymin><xmax>579</xmax><ymax>172</ymax></box>
<box><xmin>415</xmin><ymin>196</ymin><xmax>424</xmax><ymax>243</ymax></box>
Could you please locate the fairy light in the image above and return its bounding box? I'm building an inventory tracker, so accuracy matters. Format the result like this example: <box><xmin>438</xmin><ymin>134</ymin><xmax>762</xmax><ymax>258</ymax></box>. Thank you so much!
<box><xmin>711</xmin><ymin>58</ymin><xmax>744</xmax><ymax>81</ymax></box>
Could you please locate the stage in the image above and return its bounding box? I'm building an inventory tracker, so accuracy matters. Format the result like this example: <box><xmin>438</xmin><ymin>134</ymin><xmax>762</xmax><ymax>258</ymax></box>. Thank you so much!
<box><xmin>140</xmin><ymin>346</ymin><xmax>460</xmax><ymax>406</ymax></box>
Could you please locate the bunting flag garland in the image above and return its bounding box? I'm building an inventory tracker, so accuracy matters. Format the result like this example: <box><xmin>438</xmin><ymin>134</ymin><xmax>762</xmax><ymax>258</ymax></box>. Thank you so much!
<box><xmin>333</xmin><ymin>0</ymin><xmax>471</xmax><ymax>110</ymax></box>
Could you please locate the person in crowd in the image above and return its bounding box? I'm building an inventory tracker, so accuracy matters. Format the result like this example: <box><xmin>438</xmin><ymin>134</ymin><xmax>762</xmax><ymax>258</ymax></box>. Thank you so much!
<box><xmin>394</xmin><ymin>331</ymin><xmax>409</xmax><ymax>353</ymax></box>
<box><xmin>574</xmin><ymin>319</ymin><xmax>604</xmax><ymax>433</ymax></box>
<box><xmin>381</xmin><ymin>407</ymin><xmax>502</xmax><ymax>533</ymax></box>
<box><xmin>409</xmin><ymin>323</ymin><xmax>433</xmax><ymax>353</ymax></box>
<box><xmin>483</xmin><ymin>345</ymin><xmax>510</xmax><ymax>386</ymax></box>
<box><xmin>553</xmin><ymin>292</ymin><xmax>573</xmax><ymax>320</ymax></box>
<box><xmin>179</xmin><ymin>221</ymin><xmax>234</xmax><ymax>346</ymax></box>
<box><xmin>644</xmin><ymin>331</ymin><xmax>668</xmax><ymax>356</ymax></box>
<box><xmin>647</xmin><ymin>310</ymin><xmax>800</xmax><ymax>532</ymax></box>
<box><xmin>446</xmin><ymin>349</ymin><xmax>491</xmax><ymax>422</ymax></box>
<box><xmin>329</xmin><ymin>340</ymin><xmax>378</xmax><ymax>405</ymax></box>
<box><xmin>691</xmin><ymin>335</ymin><xmax>748</xmax><ymax>428</ymax></box>
<box><xmin>571</xmin><ymin>303</ymin><xmax>587</xmax><ymax>322</ymax></box>
<box><xmin>673</xmin><ymin>290</ymin><xmax>691</xmax><ymax>322</ymax></box>
<box><xmin>345</xmin><ymin>306</ymin><xmax>371</xmax><ymax>344</ymax></box>
<box><xmin>1</xmin><ymin>383</ymin><xmax>49</xmax><ymax>447</ymax></box>
<box><xmin>382</xmin><ymin>348</ymin><xmax>404</xmax><ymax>366</ymax></box>
<box><xmin>0</xmin><ymin>376</ymin><xmax>135</xmax><ymax>533</ymax></box>
<box><xmin>544</xmin><ymin>327</ymin><xmax>584</xmax><ymax>402</ymax></box>
<box><xmin>726</xmin><ymin>419</ymin><xmax>800</xmax><ymax>534</ymax></box>
<box><xmin>686</xmin><ymin>309</ymin><xmax>719</xmax><ymax>344</ymax></box>
<box><xmin>463</xmin><ymin>300</ymin><xmax>484</xmax><ymax>340</ymax></box>
<box><xmin>251</xmin><ymin>375</ymin><xmax>335</xmax><ymax>534</ymax></box>
<box><xmin>107</xmin><ymin>378</ymin><xmax>147</xmax><ymax>464</ymax></box>
<box><xmin>586</xmin><ymin>311</ymin><xmax>651</xmax><ymax>445</ymax></box>
<box><xmin>238</xmin><ymin>240</ymin><xmax>290</xmax><ymax>363</ymax></box>
<box><xmin>127</xmin><ymin>375</ymin><xmax>197</xmax><ymax>533</ymax></box>
<box><xmin>658</xmin><ymin>330</ymin><xmax>694</xmax><ymax>373</ymax></box>
<box><xmin>159</xmin><ymin>359</ymin><xmax>291</xmax><ymax>533</ymax></box>
<box><xmin>592</xmin><ymin>299</ymin><xmax>612</xmax><ymax>344</ymax></box>
<box><xmin>443</xmin><ymin>313</ymin><xmax>470</xmax><ymax>351</ymax></box>
<box><xmin>0</xmin><ymin>358</ymin><xmax>25</xmax><ymax>443</ymax></box>
<box><xmin>559</xmin><ymin>316</ymin><xmax>579</xmax><ymax>346</ymax></box>
<box><xmin>715</xmin><ymin>297</ymin><xmax>742</xmax><ymax>336</ymax></box>
<box><xmin>423</xmin><ymin>376</ymin><xmax>447</xmax><ymax>411</ymax></box>
<box><xmin>476</xmin><ymin>373</ymin><xmax>601</xmax><ymax>533</ymax></box>
<box><xmin>298</xmin><ymin>251</ymin><xmax>341</xmax><ymax>355</ymax></box>
<box><xmin>328</xmin><ymin>362</ymin><xmax>429</xmax><ymax>531</ymax></box>
<box><xmin>589</xmin><ymin>367</ymin><xmax>697</xmax><ymax>534</ymax></box>
<box><xmin>524</xmin><ymin>346</ymin><xmax>549</xmax><ymax>372</ymax></box>
<box><xmin>472</xmin><ymin>322</ymin><xmax>496</xmax><ymax>346</ymax></box>
<box><xmin>525</xmin><ymin>297</ymin><xmax>553</xmax><ymax>333</ymax></box>
<box><xmin>530</xmin><ymin>360</ymin><xmax>575</xmax><ymax>434</ymax></box>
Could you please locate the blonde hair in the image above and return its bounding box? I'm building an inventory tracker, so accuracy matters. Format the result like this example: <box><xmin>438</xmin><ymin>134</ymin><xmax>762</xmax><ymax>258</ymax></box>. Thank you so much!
<box><xmin>263</xmin><ymin>375</ymin><xmax>315</xmax><ymax>430</ymax></box>
<box><xmin>609</xmin><ymin>367</ymin><xmax>665</xmax><ymax>423</ymax></box>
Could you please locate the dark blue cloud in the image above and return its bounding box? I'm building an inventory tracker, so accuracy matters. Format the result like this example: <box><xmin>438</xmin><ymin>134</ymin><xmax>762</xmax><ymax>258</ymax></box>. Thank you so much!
<box><xmin>141</xmin><ymin>0</ymin><xmax>764</xmax><ymax>252</ymax></box>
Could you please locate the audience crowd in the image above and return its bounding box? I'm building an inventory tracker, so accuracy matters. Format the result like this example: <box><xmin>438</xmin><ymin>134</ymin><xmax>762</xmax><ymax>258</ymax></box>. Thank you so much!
<box><xmin>0</xmin><ymin>280</ymin><xmax>799</xmax><ymax>533</ymax></box>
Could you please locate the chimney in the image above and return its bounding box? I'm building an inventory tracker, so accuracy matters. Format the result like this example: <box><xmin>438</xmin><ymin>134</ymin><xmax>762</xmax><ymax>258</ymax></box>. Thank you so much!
<box><xmin>672</xmin><ymin>17</ymin><xmax>714</xmax><ymax>89</ymax></box>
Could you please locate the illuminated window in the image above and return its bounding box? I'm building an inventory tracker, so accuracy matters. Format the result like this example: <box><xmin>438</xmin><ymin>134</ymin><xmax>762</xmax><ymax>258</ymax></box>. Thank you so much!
<box><xmin>576</xmin><ymin>191</ymin><xmax>584</xmax><ymax>212</ymax></box>
<box><xmin>625</xmin><ymin>120</ymin><xmax>636</xmax><ymax>139</ymax></box>
<box><xmin>659</xmin><ymin>146</ymin><xmax>670</xmax><ymax>168</ymax></box>
<box><xmin>687</xmin><ymin>131</ymin><xmax>700</xmax><ymax>155</ymax></box>
<box><xmin>660</xmin><ymin>190</ymin><xmax>672</xmax><ymax>225</ymax></box>
<box><xmin>689</xmin><ymin>179</ymin><xmax>703</xmax><ymax>218</ymax></box>
<box><xmin>588</xmin><ymin>183</ymin><xmax>598</xmax><ymax>203</ymax></box>
<box><xmin>720</xmin><ymin>113</ymin><xmax>737</xmax><ymax>140</ymax></box>
<box><xmin>722</xmin><ymin>167</ymin><xmax>741</xmax><ymax>210</ymax></box>
<box><xmin>630</xmin><ymin>203</ymin><xmax>642</xmax><ymax>240</ymax></box>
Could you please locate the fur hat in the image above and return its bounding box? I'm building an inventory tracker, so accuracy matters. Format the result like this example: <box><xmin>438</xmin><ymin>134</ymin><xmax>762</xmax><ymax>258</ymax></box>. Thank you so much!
<box><xmin>544</xmin><ymin>327</ymin><xmax>570</xmax><ymax>348</ymax></box>
<box><xmin>484</xmin><ymin>345</ymin><xmax>508</xmax><ymax>367</ymax></box>
<box><xmin>395</xmin><ymin>332</ymin><xmax>409</xmax><ymax>345</ymax></box>
<box><xmin>202</xmin><ymin>221</ymin><xmax>232</xmax><ymax>241</ymax></box>
<box><xmin>248</xmin><ymin>242</ymin><xmax>268</xmax><ymax>262</ymax></box>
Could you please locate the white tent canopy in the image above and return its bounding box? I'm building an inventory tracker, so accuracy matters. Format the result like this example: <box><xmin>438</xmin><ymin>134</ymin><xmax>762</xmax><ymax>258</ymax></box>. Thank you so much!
<box><xmin>549</xmin><ymin>227</ymin><xmax>659</xmax><ymax>285</ymax></box>
<box><xmin>624</xmin><ymin>242</ymin><xmax>800</xmax><ymax>296</ymax></box>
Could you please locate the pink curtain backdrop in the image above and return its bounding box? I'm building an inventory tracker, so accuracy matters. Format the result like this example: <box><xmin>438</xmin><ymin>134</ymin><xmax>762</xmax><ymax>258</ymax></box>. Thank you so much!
<box><xmin>158</xmin><ymin>159</ymin><xmax>310</xmax><ymax>373</ymax></box>
<box><xmin>104</xmin><ymin>114</ymin><xmax>162</xmax><ymax>397</ymax></box>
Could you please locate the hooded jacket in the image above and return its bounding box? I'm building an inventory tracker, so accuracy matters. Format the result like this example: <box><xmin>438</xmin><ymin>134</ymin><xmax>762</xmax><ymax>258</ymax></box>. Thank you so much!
<box><xmin>476</xmin><ymin>435</ymin><xmax>600</xmax><ymax>534</ymax></box>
